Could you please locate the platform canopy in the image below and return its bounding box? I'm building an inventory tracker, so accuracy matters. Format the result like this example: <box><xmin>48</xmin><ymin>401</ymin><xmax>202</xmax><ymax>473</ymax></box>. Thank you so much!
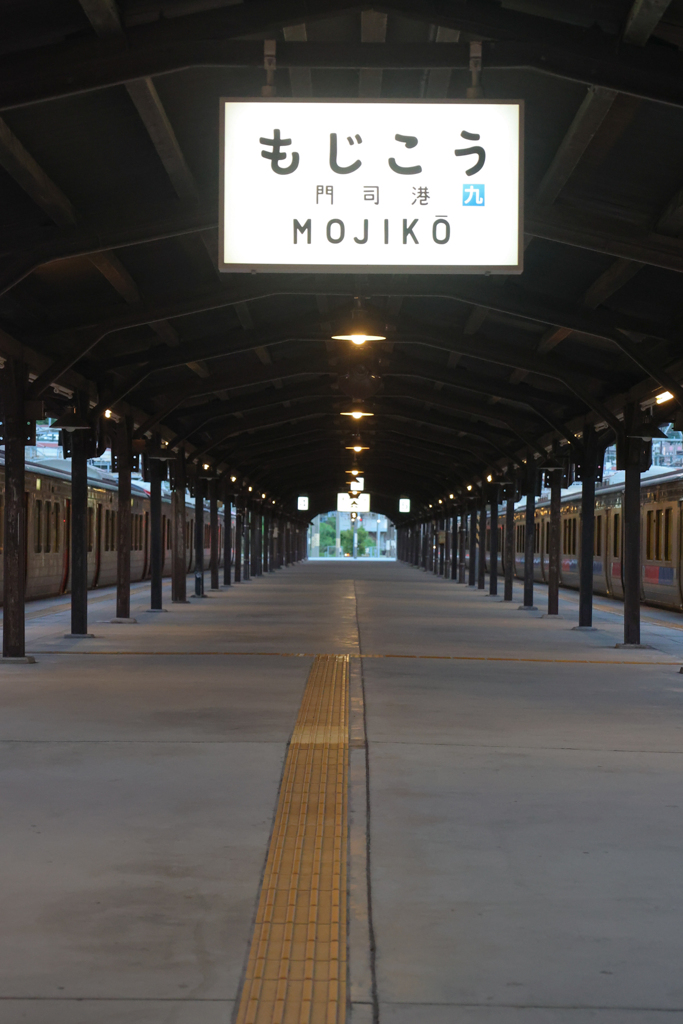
<box><xmin>1</xmin><ymin>0</ymin><xmax>683</xmax><ymax>518</ymax></box>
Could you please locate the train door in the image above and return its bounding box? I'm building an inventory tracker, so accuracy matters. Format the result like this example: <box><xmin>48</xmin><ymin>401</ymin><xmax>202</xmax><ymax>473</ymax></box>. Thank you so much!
<box><xmin>60</xmin><ymin>499</ymin><xmax>71</xmax><ymax>594</ymax></box>
<box><xmin>92</xmin><ymin>503</ymin><xmax>102</xmax><ymax>588</ymax></box>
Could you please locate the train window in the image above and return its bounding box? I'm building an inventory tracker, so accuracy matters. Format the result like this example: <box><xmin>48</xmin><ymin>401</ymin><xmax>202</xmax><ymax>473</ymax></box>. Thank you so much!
<box><xmin>516</xmin><ymin>524</ymin><xmax>524</xmax><ymax>553</ymax></box>
<box><xmin>34</xmin><ymin>500</ymin><xmax>42</xmax><ymax>553</ymax></box>
<box><xmin>655</xmin><ymin>508</ymin><xmax>663</xmax><ymax>561</ymax></box>
<box><xmin>105</xmin><ymin>509</ymin><xmax>110</xmax><ymax>551</ymax></box>
<box><xmin>87</xmin><ymin>507</ymin><xmax>94</xmax><ymax>552</ymax></box>
<box><xmin>665</xmin><ymin>508</ymin><xmax>672</xmax><ymax>561</ymax></box>
<box><xmin>594</xmin><ymin>515</ymin><xmax>602</xmax><ymax>557</ymax></box>
<box><xmin>54</xmin><ymin>503</ymin><xmax>60</xmax><ymax>553</ymax></box>
<box><xmin>44</xmin><ymin>501</ymin><xmax>51</xmax><ymax>553</ymax></box>
<box><xmin>646</xmin><ymin>510</ymin><xmax>654</xmax><ymax>560</ymax></box>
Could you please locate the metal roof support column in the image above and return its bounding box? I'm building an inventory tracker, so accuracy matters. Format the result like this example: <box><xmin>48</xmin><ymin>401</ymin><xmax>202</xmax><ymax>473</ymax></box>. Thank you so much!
<box><xmin>243</xmin><ymin>504</ymin><xmax>251</xmax><ymax>579</ymax></box>
<box><xmin>478</xmin><ymin>496</ymin><xmax>486</xmax><ymax>591</ymax></box>
<box><xmin>521</xmin><ymin>462</ymin><xmax>537</xmax><ymax>610</ymax></box>
<box><xmin>622</xmin><ymin>423</ymin><xmax>643</xmax><ymax>646</ymax></box>
<box><xmin>234</xmin><ymin>507</ymin><xmax>243</xmax><ymax>582</ymax></box>
<box><xmin>1</xmin><ymin>359</ymin><xmax>31</xmax><ymax>661</ymax></box>
<box><xmin>468</xmin><ymin>507</ymin><xmax>477</xmax><ymax>587</ymax></box>
<box><xmin>222</xmin><ymin>482</ymin><xmax>232</xmax><ymax>586</ymax></box>
<box><xmin>445</xmin><ymin>516</ymin><xmax>452</xmax><ymax>579</ymax></box>
<box><xmin>262</xmin><ymin>510</ymin><xmax>269</xmax><ymax>574</ymax></box>
<box><xmin>149</xmin><ymin>452</ymin><xmax>163</xmax><ymax>610</ymax></box>
<box><xmin>115</xmin><ymin>417</ymin><xmax>134</xmax><ymax>622</ymax></box>
<box><xmin>489</xmin><ymin>492</ymin><xmax>499</xmax><ymax>596</ymax></box>
<box><xmin>577</xmin><ymin>426</ymin><xmax>598</xmax><ymax>629</ymax></box>
<box><xmin>193</xmin><ymin>479</ymin><xmax>205</xmax><ymax>597</ymax></box>
<box><xmin>547</xmin><ymin>471</ymin><xmax>561</xmax><ymax>615</ymax></box>
<box><xmin>458</xmin><ymin>512</ymin><xmax>467</xmax><ymax>583</ymax></box>
<box><xmin>209</xmin><ymin>478</ymin><xmax>219</xmax><ymax>590</ymax></box>
<box><xmin>504</xmin><ymin>495</ymin><xmax>514</xmax><ymax>601</ymax></box>
<box><xmin>67</xmin><ymin>420</ymin><xmax>91</xmax><ymax>637</ymax></box>
<box><xmin>171</xmin><ymin>452</ymin><xmax>187</xmax><ymax>603</ymax></box>
<box><xmin>440</xmin><ymin>519</ymin><xmax>446</xmax><ymax>576</ymax></box>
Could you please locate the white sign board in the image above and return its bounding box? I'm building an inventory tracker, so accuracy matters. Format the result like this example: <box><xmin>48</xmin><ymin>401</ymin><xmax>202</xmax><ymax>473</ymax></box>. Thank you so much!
<box><xmin>297</xmin><ymin>496</ymin><xmax>309</xmax><ymax>511</ymax></box>
<box><xmin>348</xmin><ymin>476</ymin><xmax>364</xmax><ymax>490</ymax></box>
<box><xmin>221</xmin><ymin>100</ymin><xmax>522</xmax><ymax>274</ymax></box>
<box><xmin>338</xmin><ymin>492</ymin><xmax>371</xmax><ymax>512</ymax></box>
<box><xmin>399</xmin><ymin>498</ymin><xmax>411</xmax><ymax>514</ymax></box>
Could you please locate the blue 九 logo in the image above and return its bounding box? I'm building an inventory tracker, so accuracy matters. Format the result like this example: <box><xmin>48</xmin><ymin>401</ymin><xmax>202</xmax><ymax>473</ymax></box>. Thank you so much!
<box><xmin>462</xmin><ymin>184</ymin><xmax>485</xmax><ymax>206</ymax></box>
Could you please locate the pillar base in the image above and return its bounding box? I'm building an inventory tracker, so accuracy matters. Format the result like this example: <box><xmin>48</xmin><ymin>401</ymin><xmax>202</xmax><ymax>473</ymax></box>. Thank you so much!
<box><xmin>110</xmin><ymin>618</ymin><xmax>137</xmax><ymax>624</ymax></box>
<box><xmin>172</xmin><ymin>599</ymin><xmax>189</xmax><ymax>604</ymax></box>
<box><xmin>64</xmin><ymin>633</ymin><xmax>95</xmax><ymax>638</ymax></box>
<box><xmin>517</xmin><ymin>605</ymin><xmax>538</xmax><ymax>611</ymax></box>
<box><xmin>572</xmin><ymin>625</ymin><xmax>598</xmax><ymax>631</ymax></box>
<box><xmin>2</xmin><ymin>655</ymin><xmax>36</xmax><ymax>663</ymax></box>
<box><xmin>146</xmin><ymin>608</ymin><xmax>168</xmax><ymax>613</ymax></box>
<box><xmin>190</xmin><ymin>593</ymin><xmax>208</xmax><ymax>598</ymax></box>
<box><xmin>615</xmin><ymin>643</ymin><xmax>653</xmax><ymax>649</ymax></box>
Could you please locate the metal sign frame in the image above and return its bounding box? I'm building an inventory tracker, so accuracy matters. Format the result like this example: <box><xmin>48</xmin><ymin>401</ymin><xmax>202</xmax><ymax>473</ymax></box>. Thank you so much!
<box><xmin>219</xmin><ymin>98</ymin><xmax>524</xmax><ymax>276</ymax></box>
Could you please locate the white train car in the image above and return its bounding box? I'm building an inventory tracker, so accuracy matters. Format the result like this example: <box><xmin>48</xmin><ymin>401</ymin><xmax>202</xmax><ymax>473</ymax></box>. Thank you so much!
<box><xmin>0</xmin><ymin>456</ymin><xmax>227</xmax><ymax>602</ymax></box>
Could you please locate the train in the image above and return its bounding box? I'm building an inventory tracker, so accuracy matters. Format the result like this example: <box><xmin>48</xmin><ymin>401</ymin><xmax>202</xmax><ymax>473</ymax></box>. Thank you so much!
<box><xmin>479</xmin><ymin>467</ymin><xmax>683</xmax><ymax>612</ymax></box>
<box><xmin>0</xmin><ymin>455</ymin><xmax>229</xmax><ymax>602</ymax></box>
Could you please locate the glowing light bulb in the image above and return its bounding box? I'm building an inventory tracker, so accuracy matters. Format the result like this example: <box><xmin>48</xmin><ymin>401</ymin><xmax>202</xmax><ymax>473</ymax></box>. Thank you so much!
<box><xmin>104</xmin><ymin>409</ymin><xmax>112</xmax><ymax>418</ymax></box>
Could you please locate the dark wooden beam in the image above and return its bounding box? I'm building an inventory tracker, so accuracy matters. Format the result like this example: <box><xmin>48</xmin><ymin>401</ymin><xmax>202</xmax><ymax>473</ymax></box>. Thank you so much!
<box><xmin>1</xmin><ymin>30</ymin><xmax>683</xmax><ymax>111</ymax></box>
<box><xmin>623</xmin><ymin>0</ymin><xmax>673</xmax><ymax>45</ymax></box>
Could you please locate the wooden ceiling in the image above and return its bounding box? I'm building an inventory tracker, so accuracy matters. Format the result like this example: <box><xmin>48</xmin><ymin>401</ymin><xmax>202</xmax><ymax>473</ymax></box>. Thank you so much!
<box><xmin>1</xmin><ymin>0</ymin><xmax>683</xmax><ymax>517</ymax></box>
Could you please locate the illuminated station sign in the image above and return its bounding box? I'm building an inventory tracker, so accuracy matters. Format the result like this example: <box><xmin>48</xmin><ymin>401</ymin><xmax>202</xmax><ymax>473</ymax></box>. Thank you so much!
<box><xmin>221</xmin><ymin>100</ymin><xmax>523</xmax><ymax>275</ymax></box>
<box><xmin>338</xmin><ymin>492</ymin><xmax>371</xmax><ymax>513</ymax></box>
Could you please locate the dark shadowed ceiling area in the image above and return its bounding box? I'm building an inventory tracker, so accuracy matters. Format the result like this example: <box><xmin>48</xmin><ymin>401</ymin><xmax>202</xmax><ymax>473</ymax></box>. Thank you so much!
<box><xmin>1</xmin><ymin>0</ymin><xmax>683</xmax><ymax>518</ymax></box>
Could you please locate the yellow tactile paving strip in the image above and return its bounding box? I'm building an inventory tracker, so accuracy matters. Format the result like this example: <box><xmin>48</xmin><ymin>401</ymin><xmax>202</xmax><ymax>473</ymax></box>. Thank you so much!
<box><xmin>38</xmin><ymin>650</ymin><xmax>680</xmax><ymax>665</ymax></box>
<box><xmin>235</xmin><ymin>653</ymin><xmax>349</xmax><ymax>1024</ymax></box>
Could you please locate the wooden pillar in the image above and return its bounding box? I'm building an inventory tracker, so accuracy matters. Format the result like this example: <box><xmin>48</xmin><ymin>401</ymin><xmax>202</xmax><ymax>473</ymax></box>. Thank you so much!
<box><xmin>70</xmin><ymin>427</ymin><xmax>90</xmax><ymax>634</ymax></box>
<box><xmin>194</xmin><ymin>479</ymin><xmax>205</xmax><ymax>596</ymax></box>
<box><xmin>209</xmin><ymin>478</ymin><xmax>219</xmax><ymax>590</ymax></box>
<box><xmin>171</xmin><ymin>452</ymin><xmax>187</xmax><ymax>603</ymax></box>
<box><xmin>1</xmin><ymin>360</ymin><xmax>29</xmax><ymax>659</ymax></box>
<box><xmin>115</xmin><ymin>417</ymin><xmax>133</xmax><ymax>621</ymax></box>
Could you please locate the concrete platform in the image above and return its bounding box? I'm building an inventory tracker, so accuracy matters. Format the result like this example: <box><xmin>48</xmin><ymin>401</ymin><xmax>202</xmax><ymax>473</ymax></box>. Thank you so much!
<box><xmin>1</xmin><ymin>563</ymin><xmax>683</xmax><ymax>1022</ymax></box>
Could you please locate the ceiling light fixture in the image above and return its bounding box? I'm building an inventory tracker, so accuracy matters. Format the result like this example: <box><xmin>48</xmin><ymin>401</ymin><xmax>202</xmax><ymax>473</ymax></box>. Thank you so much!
<box><xmin>341</xmin><ymin>410</ymin><xmax>374</xmax><ymax>420</ymax></box>
<box><xmin>346</xmin><ymin>445</ymin><xmax>369</xmax><ymax>452</ymax></box>
<box><xmin>466</xmin><ymin>484</ymin><xmax>472</xmax><ymax>491</ymax></box>
<box><xmin>487</xmin><ymin>474</ymin><xmax>493</xmax><ymax>482</ymax></box>
<box><xmin>230</xmin><ymin>475</ymin><xmax>237</xmax><ymax>482</ymax></box>
<box><xmin>331</xmin><ymin>297</ymin><xmax>387</xmax><ymax>345</ymax></box>
<box><xmin>104</xmin><ymin>409</ymin><xmax>112</xmax><ymax>419</ymax></box>
<box><xmin>656</xmin><ymin>391</ymin><xmax>674</xmax><ymax>404</ymax></box>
